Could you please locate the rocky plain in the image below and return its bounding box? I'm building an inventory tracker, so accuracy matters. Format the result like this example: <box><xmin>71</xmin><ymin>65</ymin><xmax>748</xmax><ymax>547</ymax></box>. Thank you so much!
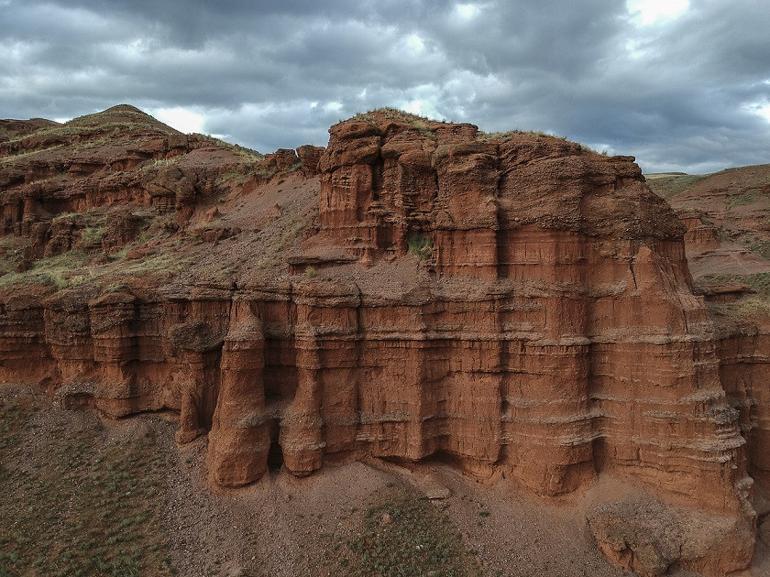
<box><xmin>0</xmin><ymin>104</ymin><xmax>769</xmax><ymax>576</ymax></box>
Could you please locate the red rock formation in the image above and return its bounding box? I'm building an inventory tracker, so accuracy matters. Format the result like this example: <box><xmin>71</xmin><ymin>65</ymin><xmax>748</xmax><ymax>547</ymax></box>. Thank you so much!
<box><xmin>0</xmin><ymin>107</ymin><xmax>766</xmax><ymax>576</ymax></box>
<box><xmin>649</xmin><ymin>166</ymin><xmax>770</xmax><ymax>502</ymax></box>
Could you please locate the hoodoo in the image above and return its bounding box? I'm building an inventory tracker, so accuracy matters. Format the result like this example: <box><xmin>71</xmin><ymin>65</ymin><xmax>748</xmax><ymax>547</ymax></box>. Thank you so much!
<box><xmin>0</xmin><ymin>107</ymin><xmax>766</xmax><ymax>576</ymax></box>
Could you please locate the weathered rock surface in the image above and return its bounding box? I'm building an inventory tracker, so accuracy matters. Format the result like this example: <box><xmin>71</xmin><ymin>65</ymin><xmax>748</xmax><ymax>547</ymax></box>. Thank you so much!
<box><xmin>587</xmin><ymin>497</ymin><xmax>754</xmax><ymax>577</ymax></box>
<box><xmin>648</xmin><ymin>166</ymin><xmax>770</xmax><ymax>500</ymax></box>
<box><xmin>1</xmin><ymin>107</ymin><xmax>767</xmax><ymax>575</ymax></box>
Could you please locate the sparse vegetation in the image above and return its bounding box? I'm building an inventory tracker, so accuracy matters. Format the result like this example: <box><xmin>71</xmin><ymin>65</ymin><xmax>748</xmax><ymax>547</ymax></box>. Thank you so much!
<box><xmin>748</xmin><ymin>238</ymin><xmax>770</xmax><ymax>259</ymax></box>
<box><xmin>142</xmin><ymin>156</ymin><xmax>182</xmax><ymax>171</ymax></box>
<box><xmin>701</xmin><ymin>272</ymin><xmax>770</xmax><ymax>321</ymax></box>
<box><xmin>702</xmin><ymin>272</ymin><xmax>770</xmax><ymax>296</ymax></box>
<box><xmin>407</xmin><ymin>233</ymin><xmax>433</xmax><ymax>260</ymax></box>
<box><xmin>0</xmin><ymin>251</ymin><xmax>90</xmax><ymax>289</ymax></box>
<box><xmin>0</xmin><ymin>391</ymin><xmax>176</xmax><ymax>577</ymax></box>
<box><xmin>333</xmin><ymin>488</ymin><xmax>480</xmax><ymax>577</ymax></box>
<box><xmin>0</xmin><ymin>215</ymin><xmax>190</xmax><ymax>291</ymax></box>
<box><xmin>644</xmin><ymin>173</ymin><xmax>706</xmax><ymax>200</ymax></box>
<box><xmin>347</xmin><ymin>108</ymin><xmax>446</xmax><ymax>138</ymax></box>
<box><xmin>477</xmin><ymin>129</ymin><xmax>569</xmax><ymax>142</ymax></box>
<box><xmin>728</xmin><ymin>190</ymin><xmax>759</xmax><ymax>209</ymax></box>
<box><xmin>80</xmin><ymin>225</ymin><xmax>106</xmax><ymax>247</ymax></box>
<box><xmin>190</xmin><ymin>133</ymin><xmax>263</xmax><ymax>160</ymax></box>
<box><xmin>0</xmin><ymin>237</ymin><xmax>27</xmax><ymax>278</ymax></box>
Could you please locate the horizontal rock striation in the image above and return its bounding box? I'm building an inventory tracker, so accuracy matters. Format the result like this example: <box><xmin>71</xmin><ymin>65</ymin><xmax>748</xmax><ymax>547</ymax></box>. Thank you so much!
<box><xmin>0</xmin><ymin>107</ymin><xmax>766</xmax><ymax>575</ymax></box>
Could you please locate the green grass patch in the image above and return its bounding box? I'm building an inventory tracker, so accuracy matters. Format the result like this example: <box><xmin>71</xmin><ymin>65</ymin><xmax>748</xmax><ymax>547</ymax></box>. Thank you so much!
<box><xmin>0</xmin><ymin>252</ymin><xmax>90</xmax><ymax>289</ymax></box>
<box><xmin>334</xmin><ymin>488</ymin><xmax>480</xmax><ymax>577</ymax></box>
<box><xmin>80</xmin><ymin>225</ymin><xmax>106</xmax><ymax>246</ymax></box>
<box><xmin>407</xmin><ymin>233</ymin><xmax>433</xmax><ymax>261</ymax></box>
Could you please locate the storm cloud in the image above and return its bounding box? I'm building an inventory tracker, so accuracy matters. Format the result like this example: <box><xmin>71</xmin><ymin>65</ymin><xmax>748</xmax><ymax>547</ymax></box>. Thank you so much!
<box><xmin>1</xmin><ymin>0</ymin><xmax>769</xmax><ymax>172</ymax></box>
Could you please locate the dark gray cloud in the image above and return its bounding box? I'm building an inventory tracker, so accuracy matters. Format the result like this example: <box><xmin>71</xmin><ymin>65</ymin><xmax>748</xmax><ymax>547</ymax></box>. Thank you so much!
<box><xmin>1</xmin><ymin>0</ymin><xmax>769</xmax><ymax>172</ymax></box>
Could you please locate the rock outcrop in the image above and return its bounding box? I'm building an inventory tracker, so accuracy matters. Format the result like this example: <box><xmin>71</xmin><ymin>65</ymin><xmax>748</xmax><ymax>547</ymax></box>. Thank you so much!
<box><xmin>648</xmin><ymin>165</ymin><xmax>770</xmax><ymax>499</ymax></box>
<box><xmin>1</xmin><ymin>107</ymin><xmax>767</xmax><ymax>575</ymax></box>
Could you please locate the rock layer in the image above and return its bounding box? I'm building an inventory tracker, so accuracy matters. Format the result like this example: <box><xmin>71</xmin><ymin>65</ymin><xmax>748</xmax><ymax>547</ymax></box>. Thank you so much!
<box><xmin>0</xmin><ymin>107</ymin><xmax>766</xmax><ymax>575</ymax></box>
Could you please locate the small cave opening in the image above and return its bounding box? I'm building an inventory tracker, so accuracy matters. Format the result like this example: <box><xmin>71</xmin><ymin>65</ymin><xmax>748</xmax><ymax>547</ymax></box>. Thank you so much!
<box><xmin>267</xmin><ymin>418</ymin><xmax>283</xmax><ymax>472</ymax></box>
<box><xmin>268</xmin><ymin>441</ymin><xmax>284</xmax><ymax>471</ymax></box>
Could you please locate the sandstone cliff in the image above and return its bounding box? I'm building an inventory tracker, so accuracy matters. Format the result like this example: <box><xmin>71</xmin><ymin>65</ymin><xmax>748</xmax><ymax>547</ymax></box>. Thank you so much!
<box><xmin>0</xmin><ymin>106</ymin><xmax>766</xmax><ymax>575</ymax></box>
<box><xmin>648</xmin><ymin>166</ymin><xmax>770</xmax><ymax>498</ymax></box>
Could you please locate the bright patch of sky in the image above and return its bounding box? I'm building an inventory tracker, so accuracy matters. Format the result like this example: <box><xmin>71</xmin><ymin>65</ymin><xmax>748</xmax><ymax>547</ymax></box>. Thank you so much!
<box><xmin>627</xmin><ymin>0</ymin><xmax>690</xmax><ymax>26</ymax></box>
<box><xmin>453</xmin><ymin>2</ymin><xmax>482</xmax><ymax>21</ymax></box>
<box><xmin>747</xmin><ymin>101</ymin><xmax>770</xmax><ymax>123</ymax></box>
<box><xmin>149</xmin><ymin>106</ymin><xmax>206</xmax><ymax>134</ymax></box>
<box><xmin>401</xmin><ymin>98</ymin><xmax>443</xmax><ymax>120</ymax></box>
<box><xmin>323</xmin><ymin>101</ymin><xmax>343</xmax><ymax>114</ymax></box>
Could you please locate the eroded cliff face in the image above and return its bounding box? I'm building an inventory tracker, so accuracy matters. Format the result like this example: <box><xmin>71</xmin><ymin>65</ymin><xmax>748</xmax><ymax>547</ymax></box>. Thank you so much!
<box><xmin>647</xmin><ymin>165</ymin><xmax>770</xmax><ymax>500</ymax></box>
<box><xmin>1</xmin><ymin>107</ymin><xmax>766</xmax><ymax>575</ymax></box>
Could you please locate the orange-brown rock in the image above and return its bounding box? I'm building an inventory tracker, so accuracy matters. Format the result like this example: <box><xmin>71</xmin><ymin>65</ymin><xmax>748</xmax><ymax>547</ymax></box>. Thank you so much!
<box><xmin>648</xmin><ymin>166</ymin><xmax>770</xmax><ymax>504</ymax></box>
<box><xmin>0</xmin><ymin>107</ymin><xmax>767</xmax><ymax>576</ymax></box>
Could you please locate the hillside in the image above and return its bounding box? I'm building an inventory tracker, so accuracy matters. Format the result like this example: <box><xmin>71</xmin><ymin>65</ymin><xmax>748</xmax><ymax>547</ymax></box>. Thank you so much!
<box><xmin>647</xmin><ymin>165</ymin><xmax>770</xmax><ymax>319</ymax></box>
<box><xmin>0</xmin><ymin>106</ymin><xmax>768</xmax><ymax>576</ymax></box>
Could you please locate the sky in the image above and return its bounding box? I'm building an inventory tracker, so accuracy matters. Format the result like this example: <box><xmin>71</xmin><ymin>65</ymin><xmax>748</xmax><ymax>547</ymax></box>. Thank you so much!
<box><xmin>1</xmin><ymin>0</ymin><xmax>769</xmax><ymax>173</ymax></box>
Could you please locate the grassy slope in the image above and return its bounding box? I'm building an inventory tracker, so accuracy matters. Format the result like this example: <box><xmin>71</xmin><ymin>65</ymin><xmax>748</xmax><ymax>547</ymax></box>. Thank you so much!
<box><xmin>644</xmin><ymin>172</ymin><xmax>706</xmax><ymax>200</ymax></box>
<box><xmin>0</xmin><ymin>390</ymin><xmax>176</xmax><ymax>577</ymax></box>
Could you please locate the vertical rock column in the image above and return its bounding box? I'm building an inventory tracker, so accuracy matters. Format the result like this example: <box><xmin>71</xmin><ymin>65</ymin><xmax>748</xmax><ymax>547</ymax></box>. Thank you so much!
<box><xmin>495</xmin><ymin>230</ymin><xmax>595</xmax><ymax>495</ymax></box>
<box><xmin>717</xmin><ymin>329</ymin><xmax>770</xmax><ymax>493</ymax></box>
<box><xmin>282</xmin><ymin>320</ymin><xmax>324</xmax><ymax>474</ymax></box>
<box><xmin>0</xmin><ymin>291</ymin><xmax>53</xmax><ymax>385</ymax></box>
<box><xmin>174</xmin><ymin>350</ymin><xmax>211</xmax><ymax>444</ymax></box>
<box><xmin>88</xmin><ymin>291</ymin><xmax>140</xmax><ymax>416</ymax></box>
<box><xmin>207</xmin><ymin>300</ymin><xmax>269</xmax><ymax>487</ymax></box>
<box><xmin>43</xmin><ymin>291</ymin><xmax>96</xmax><ymax>384</ymax></box>
<box><xmin>432</xmin><ymin>142</ymin><xmax>500</xmax><ymax>280</ymax></box>
<box><xmin>589</xmin><ymin>240</ymin><xmax>750</xmax><ymax>512</ymax></box>
<box><xmin>282</xmin><ymin>280</ymin><xmax>361</xmax><ymax>475</ymax></box>
<box><xmin>168</xmin><ymin>317</ymin><xmax>224</xmax><ymax>444</ymax></box>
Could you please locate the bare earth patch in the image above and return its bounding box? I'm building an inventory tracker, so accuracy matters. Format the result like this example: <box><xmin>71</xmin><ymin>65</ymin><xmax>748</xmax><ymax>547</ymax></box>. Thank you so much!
<box><xmin>1</xmin><ymin>386</ymin><xmax>767</xmax><ymax>577</ymax></box>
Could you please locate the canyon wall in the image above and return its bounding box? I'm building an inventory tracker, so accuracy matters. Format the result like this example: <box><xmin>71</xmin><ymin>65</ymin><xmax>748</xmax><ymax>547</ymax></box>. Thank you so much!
<box><xmin>1</xmin><ymin>107</ymin><xmax>767</xmax><ymax>575</ymax></box>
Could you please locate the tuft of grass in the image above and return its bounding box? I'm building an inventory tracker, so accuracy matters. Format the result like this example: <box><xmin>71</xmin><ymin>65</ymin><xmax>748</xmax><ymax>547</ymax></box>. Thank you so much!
<box><xmin>141</xmin><ymin>156</ymin><xmax>182</xmax><ymax>171</ymax></box>
<box><xmin>334</xmin><ymin>488</ymin><xmax>480</xmax><ymax>577</ymax></box>
<box><xmin>80</xmin><ymin>225</ymin><xmax>106</xmax><ymax>247</ymax></box>
<box><xmin>407</xmin><ymin>233</ymin><xmax>433</xmax><ymax>261</ymax></box>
